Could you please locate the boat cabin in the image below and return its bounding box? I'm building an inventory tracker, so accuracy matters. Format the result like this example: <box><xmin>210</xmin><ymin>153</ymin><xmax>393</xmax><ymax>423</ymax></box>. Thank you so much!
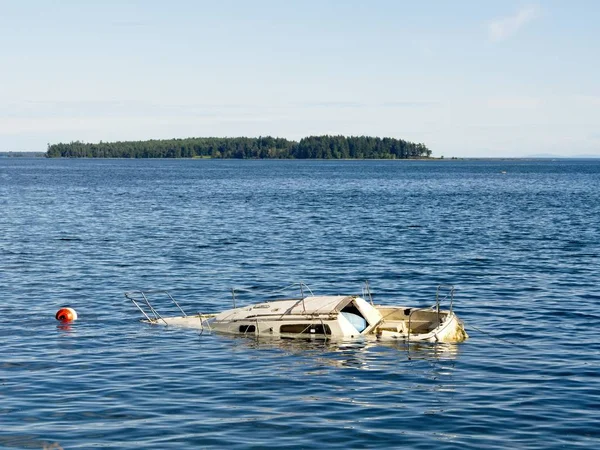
<box><xmin>211</xmin><ymin>295</ymin><xmax>383</xmax><ymax>338</ymax></box>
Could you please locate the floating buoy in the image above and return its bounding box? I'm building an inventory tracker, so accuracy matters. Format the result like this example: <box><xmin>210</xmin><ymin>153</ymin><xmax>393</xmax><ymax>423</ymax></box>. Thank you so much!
<box><xmin>55</xmin><ymin>307</ymin><xmax>78</xmax><ymax>322</ymax></box>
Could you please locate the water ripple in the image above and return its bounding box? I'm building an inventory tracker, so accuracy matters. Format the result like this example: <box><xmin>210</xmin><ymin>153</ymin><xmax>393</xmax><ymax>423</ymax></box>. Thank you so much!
<box><xmin>1</xmin><ymin>159</ymin><xmax>599</xmax><ymax>449</ymax></box>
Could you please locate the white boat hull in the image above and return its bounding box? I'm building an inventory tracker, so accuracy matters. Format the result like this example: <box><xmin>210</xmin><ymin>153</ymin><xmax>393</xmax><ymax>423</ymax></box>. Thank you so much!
<box><xmin>140</xmin><ymin>295</ymin><xmax>468</xmax><ymax>344</ymax></box>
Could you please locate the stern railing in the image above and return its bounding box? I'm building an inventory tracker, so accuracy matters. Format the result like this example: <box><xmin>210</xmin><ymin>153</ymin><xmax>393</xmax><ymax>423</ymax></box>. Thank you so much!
<box><xmin>407</xmin><ymin>285</ymin><xmax>455</xmax><ymax>341</ymax></box>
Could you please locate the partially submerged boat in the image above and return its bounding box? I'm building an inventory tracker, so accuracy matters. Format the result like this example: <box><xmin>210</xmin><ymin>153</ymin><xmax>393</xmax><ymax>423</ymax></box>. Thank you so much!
<box><xmin>125</xmin><ymin>284</ymin><xmax>468</xmax><ymax>343</ymax></box>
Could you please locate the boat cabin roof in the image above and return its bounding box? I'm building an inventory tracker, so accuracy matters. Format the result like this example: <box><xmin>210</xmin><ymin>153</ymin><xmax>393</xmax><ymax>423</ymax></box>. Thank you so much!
<box><xmin>243</xmin><ymin>295</ymin><xmax>355</xmax><ymax>316</ymax></box>
<box><xmin>215</xmin><ymin>295</ymin><xmax>383</xmax><ymax>329</ymax></box>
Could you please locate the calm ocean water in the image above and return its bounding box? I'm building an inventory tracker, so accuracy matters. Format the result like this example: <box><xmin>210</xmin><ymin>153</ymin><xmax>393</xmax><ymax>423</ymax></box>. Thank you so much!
<box><xmin>1</xmin><ymin>158</ymin><xmax>599</xmax><ymax>449</ymax></box>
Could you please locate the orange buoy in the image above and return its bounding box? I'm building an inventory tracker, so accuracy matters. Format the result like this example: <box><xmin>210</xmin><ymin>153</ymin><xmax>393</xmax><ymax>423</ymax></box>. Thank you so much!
<box><xmin>55</xmin><ymin>307</ymin><xmax>78</xmax><ymax>322</ymax></box>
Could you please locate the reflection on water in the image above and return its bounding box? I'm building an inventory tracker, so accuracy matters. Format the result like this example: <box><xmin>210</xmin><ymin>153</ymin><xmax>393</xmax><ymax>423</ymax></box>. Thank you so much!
<box><xmin>222</xmin><ymin>333</ymin><xmax>460</xmax><ymax>369</ymax></box>
<box><xmin>0</xmin><ymin>436</ymin><xmax>64</xmax><ymax>450</ymax></box>
<box><xmin>56</xmin><ymin>323</ymin><xmax>74</xmax><ymax>333</ymax></box>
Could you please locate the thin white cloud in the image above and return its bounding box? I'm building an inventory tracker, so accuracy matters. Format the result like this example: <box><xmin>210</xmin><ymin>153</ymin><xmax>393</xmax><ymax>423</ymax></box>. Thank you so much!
<box><xmin>296</xmin><ymin>101</ymin><xmax>438</xmax><ymax>109</ymax></box>
<box><xmin>573</xmin><ymin>95</ymin><xmax>600</xmax><ymax>106</ymax></box>
<box><xmin>0</xmin><ymin>114</ymin><xmax>275</xmax><ymax>136</ymax></box>
<box><xmin>488</xmin><ymin>5</ymin><xmax>540</xmax><ymax>42</ymax></box>
<box><xmin>486</xmin><ymin>95</ymin><xmax>541</xmax><ymax>109</ymax></box>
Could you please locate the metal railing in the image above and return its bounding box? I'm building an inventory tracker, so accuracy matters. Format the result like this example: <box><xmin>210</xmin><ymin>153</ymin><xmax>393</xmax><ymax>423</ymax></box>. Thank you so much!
<box><xmin>407</xmin><ymin>284</ymin><xmax>455</xmax><ymax>341</ymax></box>
<box><xmin>231</xmin><ymin>281</ymin><xmax>315</xmax><ymax>314</ymax></box>
<box><xmin>125</xmin><ymin>290</ymin><xmax>188</xmax><ymax>325</ymax></box>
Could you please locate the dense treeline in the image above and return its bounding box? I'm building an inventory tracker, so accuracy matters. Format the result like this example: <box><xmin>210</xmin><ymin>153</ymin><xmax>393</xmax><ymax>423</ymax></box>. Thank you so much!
<box><xmin>46</xmin><ymin>135</ymin><xmax>431</xmax><ymax>159</ymax></box>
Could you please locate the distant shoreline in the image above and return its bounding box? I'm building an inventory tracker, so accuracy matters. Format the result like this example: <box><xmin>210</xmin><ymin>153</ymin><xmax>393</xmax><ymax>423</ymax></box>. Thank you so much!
<box><xmin>3</xmin><ymin>153</ymin><xmax>599</xmax><ymax>160</ymax></box>
<box><xmin>0</xmin><ymin>151</ymin><xmax>46</xmax><ymax>158</ymax></box>
<box><xmin>45</xmin><ymin>135</ymin><xmax>432</xmax><ymax>159</ymax></box>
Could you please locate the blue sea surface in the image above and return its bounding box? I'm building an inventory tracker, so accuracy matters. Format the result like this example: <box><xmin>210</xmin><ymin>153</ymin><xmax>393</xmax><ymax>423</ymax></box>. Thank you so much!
<box><xmin>1</xmin><ymin>158</ymin><xmax>599</xmax><ymax>449</ymax></box>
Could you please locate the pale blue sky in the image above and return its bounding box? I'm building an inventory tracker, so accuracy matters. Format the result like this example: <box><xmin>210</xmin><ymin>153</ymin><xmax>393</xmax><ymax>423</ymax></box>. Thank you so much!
<box><xmin>1</xmin><ymin>0</ymin><xmax>599</xmax><ymax>156</ymax></box>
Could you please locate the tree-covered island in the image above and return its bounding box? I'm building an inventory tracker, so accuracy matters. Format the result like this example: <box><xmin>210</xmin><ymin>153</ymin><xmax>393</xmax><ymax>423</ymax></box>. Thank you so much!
<box><xmin>46</xmin><ymin>135</ymin><xmax>431</xmax><ymax>159</ymax></box>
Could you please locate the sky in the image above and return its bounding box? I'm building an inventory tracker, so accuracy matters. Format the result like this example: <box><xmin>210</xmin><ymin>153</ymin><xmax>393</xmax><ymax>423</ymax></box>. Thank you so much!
<box><xmin>1</xmin><ymin>0</ymin><xmax>599</xmax><ymax>157</ymax></box>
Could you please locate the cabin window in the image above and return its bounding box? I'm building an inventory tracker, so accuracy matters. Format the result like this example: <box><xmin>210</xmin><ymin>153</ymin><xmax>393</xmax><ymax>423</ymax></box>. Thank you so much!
<box><xmin>239</xmin><ymin>325</ymin><xmax>256</xmax><ymax>333</ymax></box>
<box><xmin>280</xmin><ymin>324</ymin><xmax>331</xmax><ymax>335</ymax></box>
<box><xmin>340</xmin><ymin>302</ymin><xmax>368</xmax><ymax>332</ymax></box>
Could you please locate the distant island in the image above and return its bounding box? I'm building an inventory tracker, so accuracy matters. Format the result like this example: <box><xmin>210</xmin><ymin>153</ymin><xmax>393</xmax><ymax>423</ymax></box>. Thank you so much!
<box><xmin>45</xmin><ymin>135</ymin><xmax>432</xmax><ymax>159</ymax></box>
<box><xmin>0</xmin><ymin>151</ymin><xmax>45</xmax><ymax>158</ymax></box>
